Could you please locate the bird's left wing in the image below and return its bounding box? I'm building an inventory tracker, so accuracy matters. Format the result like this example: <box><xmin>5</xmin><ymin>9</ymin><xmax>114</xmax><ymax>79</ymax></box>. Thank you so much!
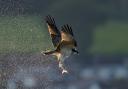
<box><xmin>45</xmin><ymin>15</ymin><xmax>61</xmax><ymax>47</ymax></box>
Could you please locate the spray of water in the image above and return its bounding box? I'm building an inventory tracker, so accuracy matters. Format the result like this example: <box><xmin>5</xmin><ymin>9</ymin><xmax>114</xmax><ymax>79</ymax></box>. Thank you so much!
<box><xmin>0</xmin><ymin>0</ymin><xmax>26</xmax><ymax>16</ymax></box>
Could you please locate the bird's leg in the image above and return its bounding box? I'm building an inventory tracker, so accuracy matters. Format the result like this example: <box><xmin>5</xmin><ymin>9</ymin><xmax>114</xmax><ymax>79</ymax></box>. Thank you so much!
<box><xmin>41</xmin><ymin>48</ymin><xmax>52</xmax><ymax>55</ymax></box>
<box><xmin>58</xmin><ymin>60</ymin><xmax>68</xmax><ymax>74</ymax></box>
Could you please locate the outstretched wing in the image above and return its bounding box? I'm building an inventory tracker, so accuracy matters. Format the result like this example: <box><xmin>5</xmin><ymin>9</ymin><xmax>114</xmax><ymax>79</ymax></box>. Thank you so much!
<box><xmin>45</xmin><ymin>15</ymin><xmax>61</xmax><ymax>47</ymax></box>
<box><xmin>61</xmin><ymin>24</ymin><xmax>77</xmax><ymax>47</ymax></box>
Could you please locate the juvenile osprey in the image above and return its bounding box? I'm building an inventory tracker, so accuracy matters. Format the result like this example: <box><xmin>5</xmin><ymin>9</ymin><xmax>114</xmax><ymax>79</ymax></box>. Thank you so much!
<box><xmin>42</xmin><ymin>15</ymin><xmax>79</xmax><ymax>74</ymax></box>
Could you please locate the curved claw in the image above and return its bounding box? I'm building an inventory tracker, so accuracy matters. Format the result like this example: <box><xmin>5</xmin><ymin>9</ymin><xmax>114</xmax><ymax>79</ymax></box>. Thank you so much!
<box><xmin>59</xmin><ymin>62</ymin><xmax>63</xmax><ymax>68</ymax></box>
<box><xmin>62</xmin><ymin>69</ymin><xmax>68</xmax><ymax>74</ymax></box>
<box><xmin>58</xmin><ymin>61</ymin><xmax>68</xmax><ymax>74</ymax></box>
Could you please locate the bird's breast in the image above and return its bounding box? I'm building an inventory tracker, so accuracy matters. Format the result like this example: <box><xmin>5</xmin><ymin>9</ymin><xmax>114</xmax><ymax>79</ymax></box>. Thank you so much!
<box><xmin>60</xmin><ymin>47</ymin><xmax>72</xmax><ymax>59</ymax></box>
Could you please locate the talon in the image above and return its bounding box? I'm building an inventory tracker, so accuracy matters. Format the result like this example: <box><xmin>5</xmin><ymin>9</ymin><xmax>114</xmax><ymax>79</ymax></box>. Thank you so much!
<box><xmin>59</xmin><ymin>63</ymin><xmax>63</xmax><ymax>68</ymax></box>
<box><xmin>62</xmin><ymin>69</ymin><xmax>68</xmax><ymax>74</ymax></box>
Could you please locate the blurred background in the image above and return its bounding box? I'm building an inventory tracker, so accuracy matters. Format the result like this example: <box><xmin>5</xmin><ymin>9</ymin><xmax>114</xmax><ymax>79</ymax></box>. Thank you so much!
<box><xmin>0</xmin><ymin>0</ymin><xmax>128</xmax><ymax>89</ymax></box>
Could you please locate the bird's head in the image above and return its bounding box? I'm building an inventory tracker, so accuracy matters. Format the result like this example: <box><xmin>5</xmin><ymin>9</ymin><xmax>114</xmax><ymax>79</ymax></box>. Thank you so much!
<box><xmin>72</xmin><ymin>48</ymin><xmax>79</xmax><ymax>55</ymax></box>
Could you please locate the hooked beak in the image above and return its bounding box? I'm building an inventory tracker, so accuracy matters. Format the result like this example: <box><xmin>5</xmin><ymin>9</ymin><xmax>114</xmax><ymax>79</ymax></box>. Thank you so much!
<box><xmin>72</xmin><ymin>48</ymin><xmax>79</xmax><ymax>55</ymax></box>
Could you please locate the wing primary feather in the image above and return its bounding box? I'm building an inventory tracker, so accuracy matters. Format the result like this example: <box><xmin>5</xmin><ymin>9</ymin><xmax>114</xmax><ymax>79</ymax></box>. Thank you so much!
<box><xmin>66</xmin><ymin>24</ymin><xmax>69</xmax><ymax>33</ymax></box>
<box><xmin>67</xmin><ymin>24</ymin><xmax>71</xmax><ymax>34</ymax></box>
<box><xmin>67</xmin><ymin>24</ymin><xmax>70</xmax><ymax>30</ymax></box>
<box><xmin>47</xmin><ymin>15</ymin><xmax>54</xmax><ymax>25</ymax></box>
<box><xmin>62</xmin><ymin>26</ymin><xmax>65</xmax><ymax>32</ymax></box>
<box><xmin>47</xmin><ymin>15</ymin><xmax>52</xmax><ymax>24</ymax></box>
<box><xmin>51</xmin><ymin>16</ymin><xmax>56</xmax><ymax>24</ymax></box>
<box><xmin>63</xmin><ymin>25</ymin><xmax>66</xmax><ymax>32</ymax></box>
<box><xmin>65</xmin><ymin>25</ymin><xmax>69</xmax><ymax>33</ymax></box>
<box><xmin>69</xmin><ymin>26</ymin><xmax>74</xmax><ymax>36</ymax></box>
<box><xmin>49</xmin><ymin>15</ymin><xmax>55</xmax><ymax>24</ymax></box>
<box><xmin>61</xmin><ymin>24</ymin><xmax>74</xmax><ymax>36</ymax></box>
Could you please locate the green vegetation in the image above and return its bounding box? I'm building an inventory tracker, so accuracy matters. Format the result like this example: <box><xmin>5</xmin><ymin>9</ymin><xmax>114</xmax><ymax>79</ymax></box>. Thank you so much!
<box><xmin>90</xmin><ymin>21</ymin><xmax>128</xmax><ymax>54</ymax></box>
<box><xmin>0</xmin><ymin>15</ymin><xmax>53</xmax><ymax>53</ymax></box>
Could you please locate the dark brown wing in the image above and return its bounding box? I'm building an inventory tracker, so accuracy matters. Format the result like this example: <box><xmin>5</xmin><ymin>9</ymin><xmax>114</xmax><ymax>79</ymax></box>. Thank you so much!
<box><xmin>45</xmin><ymin>15</ymin><xmax>61</xmax><ymax>47</ymax></box>
<box><xmin>60</xmin><ymin>24</ymin><xmax>77</xmax><ymax>47</ymax></box>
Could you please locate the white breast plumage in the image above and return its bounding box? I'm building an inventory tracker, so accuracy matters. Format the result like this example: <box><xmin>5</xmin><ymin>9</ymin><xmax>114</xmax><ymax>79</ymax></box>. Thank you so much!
<box><xmin>61</xmin><ymin>47</ymin><xmax>72</xmax><ymax>59</ymax></box>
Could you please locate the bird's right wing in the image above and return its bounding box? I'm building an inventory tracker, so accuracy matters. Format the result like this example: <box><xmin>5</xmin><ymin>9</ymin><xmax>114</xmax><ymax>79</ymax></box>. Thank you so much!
<box><xmin>45</xmin><ymin>15</ymin><xmax>61</xmax><ymax>47</ymax></box>
<box><xmin>60</xmin><ymin>24</ymin><xmax>77</xmax><ymax>47</ymax></box>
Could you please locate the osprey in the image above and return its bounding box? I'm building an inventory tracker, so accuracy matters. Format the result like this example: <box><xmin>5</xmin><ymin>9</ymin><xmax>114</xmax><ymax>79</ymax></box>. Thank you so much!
<box><xmin>42</xmin><ymin>15</ymin><xmax>79</xmax><ymax>74</ymax></box>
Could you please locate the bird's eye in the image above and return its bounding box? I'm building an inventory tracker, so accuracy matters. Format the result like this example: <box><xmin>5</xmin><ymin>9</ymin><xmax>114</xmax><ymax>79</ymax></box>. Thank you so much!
<box><xmin>72</xmin><ymin>48</ymin><xmax>79</xmax><ymax>54</ymax></box>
